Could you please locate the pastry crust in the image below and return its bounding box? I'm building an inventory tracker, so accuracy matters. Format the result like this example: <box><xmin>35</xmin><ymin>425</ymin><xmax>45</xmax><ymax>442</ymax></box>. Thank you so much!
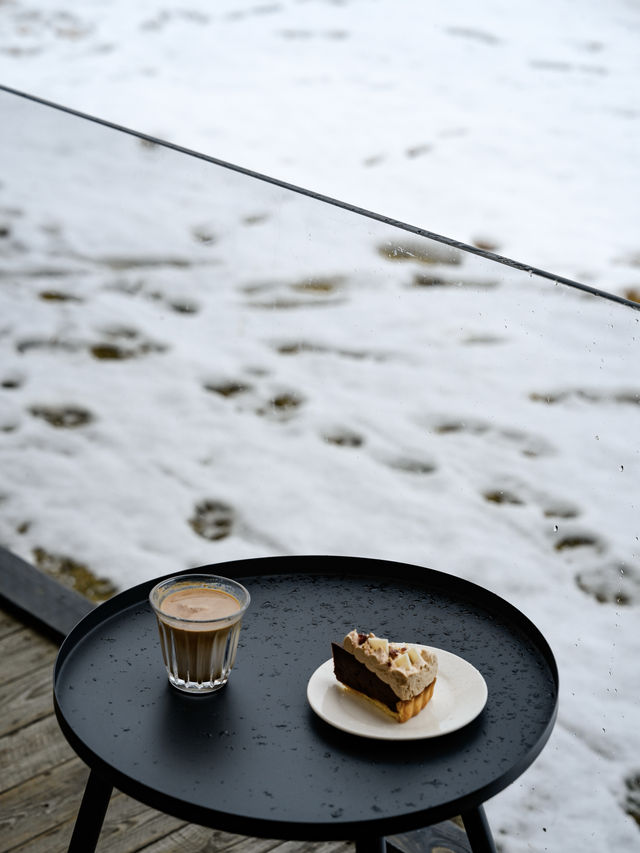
<box><xmin>342</xmin><ymin>676</ymin><xmax>436</xmax><ymax>723</ymax></box>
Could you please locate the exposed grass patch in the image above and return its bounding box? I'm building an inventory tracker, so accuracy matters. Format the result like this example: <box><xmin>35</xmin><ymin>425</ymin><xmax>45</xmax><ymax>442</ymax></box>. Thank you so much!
<box><xmin>32</xmin><ymin>546</ymin><xmax>116</xmax><ymax>602</ymax></box>
<box><xmin>388</xmin><ymin>457</ymin><xmax>436</xmax><ymax>474</ymax></box>
<box><xmin>323</xmin><ymin>429</ymin><xmax>364</xmax><ymax>448</ymax></box>
<box><xmin>290</xmin><ymin>275</ymin><xmax>344</xmax><ymax>293</ymax></box>
<box><xmin>29</xmin><ymin>405</ymin><xmax>93</xmax><ymax>428</ymax></box>
<box><xmin>203</xmin><ymin>380</ymin><xmax>252</xmax><ymax>398</ymax></box>
<box><xmin>412</xmin><ymin>274</ymin><xmax>450</xmax><ymax>287</ymax></box>
<box><xmin>269</xmin><ymin>392</ymin><xmax>301</xmax><ymax>410</ymax></box>
<box><xmin>484</xmin><ymin>489</ymin><xmax>523</xmax><ymax>505</ymax></box>
<box><xmin>543</xmin><ymin>505</ymin><xmax>579</xmax><ymax>519</ymax></box>
<box><xmin>624</xmin><ymin>773</ymin><xmax>640</xmax><ymax>826</ymax></box>
<box><xmin>575</xmin><ymin>562</ymin><xmax>639</xmax><ymax>606</ymax></box>
<box><xmin>530</xmin><ymin>389</ymin><xmax>640</xmax><ymax>406</ymax></box>
<box><xmin>472</xmin><ymin>237</ymin><xmax>500</xmax><ymax>251</ymax></box>
<box><xmin>189</xmin><ymin>500</ymin><xmax>234</xmax><ymax>541</ymax></box>
<box><xmin>243</xmin><ymin>213</ymin><xmax>269</xmax><ymax>225</ymax></box>
<box><xmin>412</xmin><ymin>274</ymin><xmax>497</xmax><ymax>289</ymax></box>
<box><xmin>169</xmin><ymin>300</ymin><xmax>199</xmax><ymax>314</ymax></box>
<box><xmin>16</xmin><ymin>338</ymin><xmax>79</xmax><ymax>355</ymax></box>
<box><xmin>555</xmin><ymin>534</ymin><xmax>600</xmax><ymax>551</ymax></box>
<box><xmin>256</xmin><ymin>391</ymin><xmax>305</xmax><ymax>419</ymax></box>
<box><xmin>191</xmin><ymin>226</ymin><xmax>216</xmax><ymax>245</ymax></box>
<box><xmin>1</xmin><ymin>376</ymin><xmax>22</xmax><ymax>389</ymax></box>
<box><xmin>90</xmin><ymin>327</ymin><xmax>168</xmax><ymax>360</ymax></box>
<box><xmin>378</xmin><ymin>241</ymin><xmax>462</xmax><ymax>265</ymax></box>
<box><xmin>38</xmin><ymin>290</ymin><xmax>82</xmax><ymax>302</ymax></box>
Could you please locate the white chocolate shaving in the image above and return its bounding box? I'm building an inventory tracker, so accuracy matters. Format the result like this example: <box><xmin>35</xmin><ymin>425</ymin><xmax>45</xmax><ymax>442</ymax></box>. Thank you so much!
<box><xmin>408</xmin><ymin>645</ymin><xmax>421</xmax><ymax>665</ymax></box>
<box><xmin>394</xmin><ymin>652</ymin><xmax>411</xmax><ymax>671</ymax></box>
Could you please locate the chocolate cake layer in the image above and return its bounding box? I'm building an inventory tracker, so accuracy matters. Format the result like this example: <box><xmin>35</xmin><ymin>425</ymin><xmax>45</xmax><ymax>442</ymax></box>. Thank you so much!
<box><xmin>331</xmin><ymin>642</ymin><xmax>399</xmax><ymax>711</ymax></box>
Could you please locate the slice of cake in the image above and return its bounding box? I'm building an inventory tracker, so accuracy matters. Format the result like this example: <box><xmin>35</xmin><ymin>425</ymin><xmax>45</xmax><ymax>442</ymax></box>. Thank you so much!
<box><xmin>332</xmin><ymin>630</ymin><xmax>438</xmax><ymax>723</ymax></box>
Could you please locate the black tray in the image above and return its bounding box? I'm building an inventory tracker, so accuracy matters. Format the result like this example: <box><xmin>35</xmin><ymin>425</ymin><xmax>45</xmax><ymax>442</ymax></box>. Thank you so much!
<box><xmin>54</xmin><ymin>555</ymin><xmax>558</xmax><ymax>840</ymax></box>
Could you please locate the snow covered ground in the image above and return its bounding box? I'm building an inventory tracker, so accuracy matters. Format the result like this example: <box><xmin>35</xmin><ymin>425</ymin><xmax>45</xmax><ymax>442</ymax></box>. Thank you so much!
<box><xmin>1</xmin><ymin>1</ymin><xmax>639</xmax><ymax>850</ymax></box>
<box><xmin>1</xmin><ymin>0</ymin><xmax>640</xmax><ymax>288</ymax></box>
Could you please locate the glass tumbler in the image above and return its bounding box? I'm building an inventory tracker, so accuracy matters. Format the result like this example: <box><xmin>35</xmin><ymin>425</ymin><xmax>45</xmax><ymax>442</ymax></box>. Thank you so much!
<box><xmin>149</xmin><ymin>574</ymin><xmax>250</xmax><ymax>694</ymax></box>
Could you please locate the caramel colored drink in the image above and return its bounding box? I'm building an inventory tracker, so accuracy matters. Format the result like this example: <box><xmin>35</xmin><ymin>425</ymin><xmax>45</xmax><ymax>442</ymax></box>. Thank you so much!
<box><xmin>149</xmin><ymin>574</ymin><xmax>250</xmax><ymax>694</ymax></box>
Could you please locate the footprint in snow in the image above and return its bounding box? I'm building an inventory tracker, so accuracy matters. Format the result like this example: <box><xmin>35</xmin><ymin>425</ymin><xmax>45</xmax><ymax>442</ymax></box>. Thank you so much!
<box><xmin>189</xmin><ymin>500</ymin><xmax>235</xmax><ymax>542</ymax></box>
<box><xmin>624</xmin><ymin>773</ymin><xmax>640</xmax><ymax>826</ymax></box>
<box><xmin>575</xmin><ymin>561</ymin><xmax>639</xmax><ymax>606</ymax></box>
<box><xmin>385</xmin><ymin>456</ymin><xmax>437</xmax><ymax>475</ymax></box>
<box><xmin>431</xmin><ymin>417</ymin><xmax>555</xmax><ymax>457</ymax></box>
<box><xmin>29</xmin><ymin>404</ymin><xmax>93</xmax><ymax>428</ymax></box>
<box><xmin>322</xmin><ymin>428</ymin><xmax>365</xmax><ymax>448</ymax></box>
<box><xmin>203</xmin><ymin>379</ymin><xmax>253</xmax><ymax>398</ymax></box>
<box><xmin>483</xmin><ymin>489</ymin><xmax>524</xmax><ymax>505</ymax></box>
<box><xmin>554</xmin><ymin>532</ymin><xmax>603</xmax><ymax>553</ymax></box>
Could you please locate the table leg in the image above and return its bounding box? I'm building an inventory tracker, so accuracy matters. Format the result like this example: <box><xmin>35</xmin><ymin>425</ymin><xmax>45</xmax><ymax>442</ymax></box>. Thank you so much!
<box><xmin>67</xmin><ymin>769</ymin><xmax>113</xmax><ymax>853</ymax></box>
<box><xmin>460</xmin><ymin>805</ymin><xmax>497</xmax><ymax>853</ymax></box>
<box><xmin>354</xmin><ymin>836</ymin><xmax>387</xmax><ymax>853</ymax></box>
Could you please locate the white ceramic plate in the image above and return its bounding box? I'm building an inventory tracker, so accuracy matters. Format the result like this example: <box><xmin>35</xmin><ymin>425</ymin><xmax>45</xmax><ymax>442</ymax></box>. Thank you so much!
<box><xmin>307</xmin><ymin>647</ymin><xmax>488</xmax><ymax>740</ymax></box>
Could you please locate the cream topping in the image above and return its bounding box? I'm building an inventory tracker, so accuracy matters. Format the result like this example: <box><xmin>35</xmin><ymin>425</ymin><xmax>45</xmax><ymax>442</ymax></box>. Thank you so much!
<box><xmin>159</xmin><ymin>588</ymin><xmax>240</xmax><ymax>621</ymax></box>
<box><xmin>343</xmin><ymin>629</ymin><xmax>438</xmax><ymax>700</ymax></box>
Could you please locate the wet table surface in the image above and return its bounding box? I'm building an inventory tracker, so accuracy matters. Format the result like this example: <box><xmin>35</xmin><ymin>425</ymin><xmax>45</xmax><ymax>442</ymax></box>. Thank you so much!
<box><xmin>54</xmin><ymin>555</ymin><xmax>558</xmax><ymax>841</ymax></box>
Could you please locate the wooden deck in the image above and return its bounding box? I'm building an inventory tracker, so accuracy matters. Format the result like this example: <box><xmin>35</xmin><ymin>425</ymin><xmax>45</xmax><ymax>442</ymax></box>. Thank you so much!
<box><xmin>0</xmin><ymin>604</ymin><xmax>358</xmax><ymax>853</ymax></box>
<box><xmin>0</xmin><ymin>547</ymin><xmax>470</xmax><ymax>853</ymax></box>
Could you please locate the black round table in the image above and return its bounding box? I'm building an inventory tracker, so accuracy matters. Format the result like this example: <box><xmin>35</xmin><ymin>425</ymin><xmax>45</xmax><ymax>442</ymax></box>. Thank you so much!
<box><xmin>54</xmin><ymin>556</ymin><xmax>558</xmax><ymax>853</ymax></box>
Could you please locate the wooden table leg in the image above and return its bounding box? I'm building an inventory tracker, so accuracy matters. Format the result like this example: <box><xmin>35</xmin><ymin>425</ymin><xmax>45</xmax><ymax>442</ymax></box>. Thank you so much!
<box><xmin>461</xmin><ymin>805</ymin><xmax>497</xmax><ymax>853</ymax></box>
<box><xmin>67</xmin><ymin>769</ymin><xmax>113</xmax><ymax>853</ymax></box>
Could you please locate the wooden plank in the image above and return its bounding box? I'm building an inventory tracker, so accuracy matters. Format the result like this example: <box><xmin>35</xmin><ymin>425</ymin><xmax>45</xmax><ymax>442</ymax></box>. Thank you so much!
<box><xmin>92</xmin><ymin>794</ymin><xmax>187</xmax><ymax>853</ymax></box>
<box><xmin>0</xmin><ymin>632</ymin><xmax>55</xmax><ymax>686</ymax></box>
<box><xmin>0</xmin><ymin>606</ymin><xmax>21</xmax><ymax>639</ymax></box>
<box><xmin>0</xmin><ymin>597</ymin><xmax>355</xmax><ymax>853</ymax></box>
<box><xmin>138</xmin><ymin>825</ymin><xmax>355</xmax><ymax>853</ymax></box>
<box><xmin>0</xmin><ymin>732</ymin><xmax>273</xmax><ymax>853</ymax></box>
<box><xmin>3</xmin><ymin>765</ymin><xmax>351</xmax><ymax>853</ymax></box>
<box><xmin>0</xmin><ymin>612</ymin><xmax>57</xmax><ymax>740</ymax></box>
<box><xmin>1</xmin><ymin>760</ymin><xmax>187</xmax><ymax>853</ymax></box>
<box><xmin>7</xmin><ymin>794</ymin><xmax>185</xmax><ymax>853</ymax></box>
<box><xmin>6</xmin><ymin>818</ymin><xmax>80</xmax><ymax>853</ymax></box>
<box><xmin>136</xmin><ymin>824</ymin><xmax>283</xmax><ymax>853</ymax></box>
<box><xmin>271</xmin><ymin>841</ymin><xmax>354</xmax><ymax>853</ymax></box>
<box><xmin>0</xmin><ymin>757</ymin><xmax>88</xmax><ymax>849</ymax></box>
<box><xmin>223</xmin><ymin>837</ymin><xmax>290</xmax><ymax>853</ymax></box>
<box><xmin>56</xmin><ymin>793</ymin><xmax>188</xmax><ymax>853</ymax></box>
<box><xmin>0</xmin><ymin>625</ymin><xmax>56</xmax><ymax>681</ymax></box>
<box><xmin>0</xmin><ymin>657</ymin><xmax>56</xmax><ymax>738</ymax></box>
<box><xmin>11</xmin><ymin>819</ymin><xmax>269</xmax><ymax>853</ymax></box>
<box><xmin>389</xmin><ymin>820</ymin><xmax>471</xmax><ymax>852</ymax></box>
<box><xmin>0</xmin><ymin>713</ymin><xmax>77</xmax><ymax>793</ymax></box>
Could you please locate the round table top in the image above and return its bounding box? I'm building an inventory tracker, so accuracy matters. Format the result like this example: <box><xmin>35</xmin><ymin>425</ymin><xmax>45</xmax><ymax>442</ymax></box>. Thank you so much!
<box><xmin>54</xmin><ymin>555</ymin><xmax>558</xmax><ymax>840</ymax></box>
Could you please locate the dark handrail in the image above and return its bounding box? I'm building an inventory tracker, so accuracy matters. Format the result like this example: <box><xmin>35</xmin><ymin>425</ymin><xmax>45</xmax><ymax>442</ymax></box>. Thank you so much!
<box><xmin>0</xmin><ymin>546</ymin><xmax>94</xmax><ymax>643</ymax></box>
